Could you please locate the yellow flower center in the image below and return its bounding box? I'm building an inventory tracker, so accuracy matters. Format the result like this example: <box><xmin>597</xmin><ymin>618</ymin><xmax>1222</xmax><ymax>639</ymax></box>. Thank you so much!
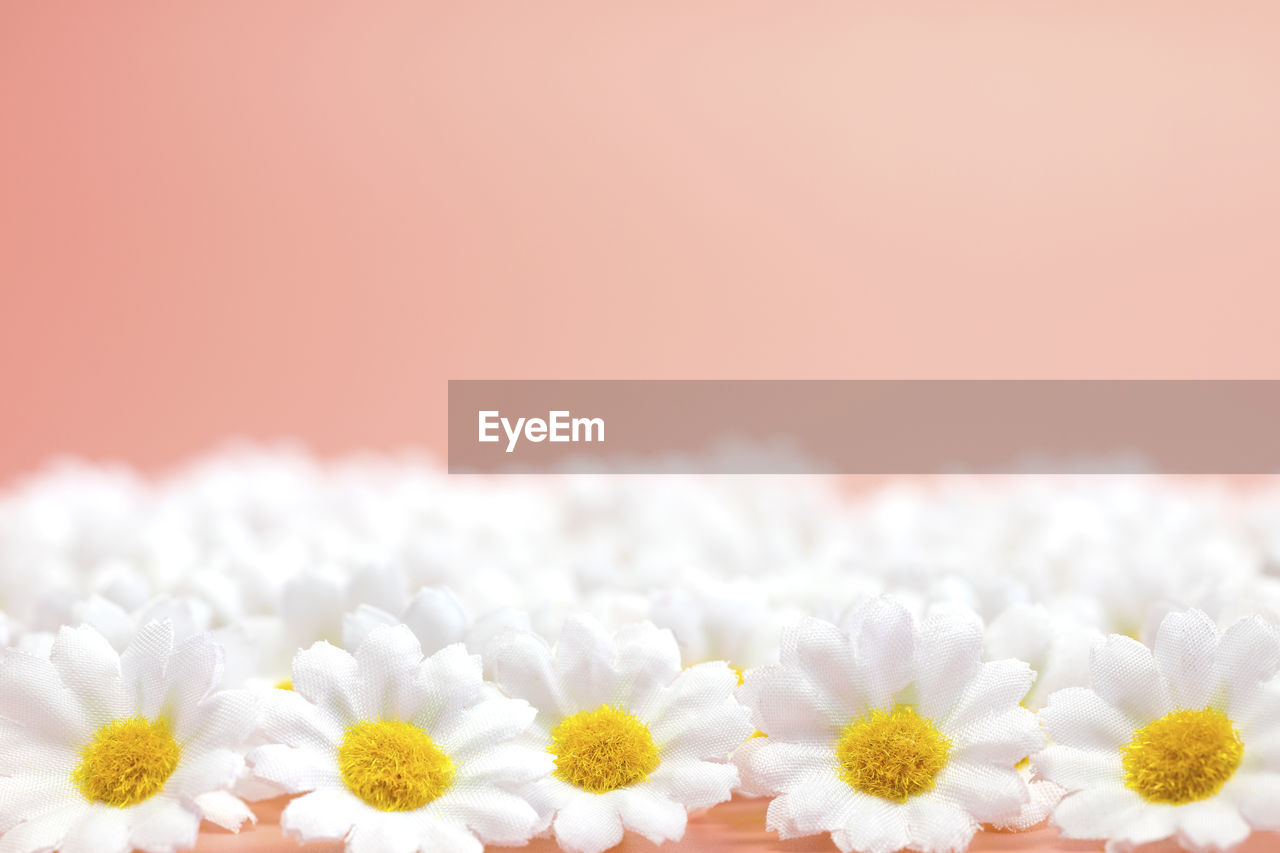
<box><xmin>549</xmin><ymin>705</ymin><xmax>660</xmax><ymax>793</ymax></box>
<box><xmin>73</xmin><ymin>716</ymin><xmax>181</xmax><ymax>807</ymax></box>
<box><xmin>836</xmin><ymin>705</ymin><xmax>951</xmax><ymax>803</ymax></box>
<box><xmin>275</xmin><ymin>678</ymin><xmax>293</xmax><ymax>690</ymax></box>
<box><xmin>338</xmin><ymin>719</ymin><xmax>455</xmax><ymax>811</ymax></box>
<box><xmin>1121</xmin><ymin>708</ymin><xmax>1244</xmax><ymax>804</ymax></box>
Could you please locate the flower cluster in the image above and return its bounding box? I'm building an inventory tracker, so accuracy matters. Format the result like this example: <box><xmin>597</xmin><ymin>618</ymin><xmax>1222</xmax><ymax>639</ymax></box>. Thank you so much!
<box><xmin>1</xmin><ymin>446</ymin><xmax>1279</xmax><ymax>852</ymax></box>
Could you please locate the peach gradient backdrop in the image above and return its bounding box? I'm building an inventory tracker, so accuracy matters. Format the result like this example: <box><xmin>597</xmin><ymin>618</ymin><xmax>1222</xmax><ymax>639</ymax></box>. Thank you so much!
<box><xmin>4</xmin><ymin>2</ymin><xmax>1280</xmax><ymax>481</ymax></box>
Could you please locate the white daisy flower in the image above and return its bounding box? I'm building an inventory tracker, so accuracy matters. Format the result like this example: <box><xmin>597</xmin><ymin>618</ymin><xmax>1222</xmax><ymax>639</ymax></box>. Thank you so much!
<box><xmin>342</xmin><ymin>586</ymin><xmax>530</xmax><ymax>663</ymax></box>
<box><xmin>0</xmin><ymin>621</ymin><xmax>260</xmax><ymax>853</ymax></box>
<box><xmin>735</xmin><ymin>597</ymin><xmax>1044</xmax><ymax>853</ymax></box>
<box><xmin>1035</xmin><ymin>608</ymin><xmax>1280</xmax><ymax>853</ymax></box>
<box><xmin>485</xmin><ymin>615</ymin><xmax>752</xmax><ymax>853</ymax></box>
<box><xmin>248</xmin><ymin>624</ymin><xmax>550</xmax><ymax>853</ymax></box>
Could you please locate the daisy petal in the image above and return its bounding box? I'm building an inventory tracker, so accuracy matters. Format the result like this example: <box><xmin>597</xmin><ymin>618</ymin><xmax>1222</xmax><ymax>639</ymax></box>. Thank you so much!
<box><xmin>933</xmin><ymin>761</ymin><xmax>1028</xmax><ymax>823</ymax></box>
<box><xmin>1218</xmin><ymin>617</ymin><xmax>1280</xmax><ymax>707</ymax></box>
<box><xmin>58</xmin><ymin>807</ymin><xmax>130</xmax><ymax>853</ymax></box>
<box><xmin>281</xmin><ymin>788</ymin><xmax>363</xmax><ymax>842</ymax></box>
<box><xmin>1174</xmin><ymin>799</ymin><xmax>1250</xmax><ymax>853</ymax></box>
<box><xmin>128</xmin><ymin>795</ymin><xmax>200</xmax><ymax>853</ymax></box>
<box><xmin>914</xmin><ymin>606</ymin><xmax>984</xmax><ymax>720</ymax></box>
<box><xmin>553</xmin><ymin>792</ymin><xmax>625</xmax><ymax>853</ymax></box>
<box><xmin>1091</xmin><ymin>635</ymin><xmax>1171</xmax><ymax>721</ymax></box>
<box><xmin>843</xmin><ymin>600</ymin><xmax>915</xmax><ymax>709</ymax></box>
<box><xmin>446</xmin><ymin>788</ymin><xmax>541</xmax><ymax>845</ymax></box>
<box><xmin>1032</xmin><ymin>745</ymin><xmax>1125</xmax><ymax>792</ymax></box>
<box><xmin>1224</xmin><ymin>771</ymin><xmax>1280</xmax><ymax>831</ymax></box>
<box><xmin>194</xmin><ymin>790</ymin><xmax>257</xmax><ymax>832</ymax></box>
<box><xmin>1051</xmin><ymin>787</ymin><xmax>1144</xmax><ymax>840</ymax></box>
<box><xmin>486</xmin><ymin>629</ymin><xmax>571</xmax><ymax>724</ymax></box>
<box><xmin>350</xmin><ymin>624</ymin><xmax>428</xmax><ymax>721</ymax></box>
<box><xmin>830</xmin><ymin>796</ymin><xmax>909</xmax><ymax>853</ymax></box>
<box><xmin>49</xmin><ymin>625</ymin><xmax>128</xmax><ymax>728</ymax></box>
<box><xmin>291</xmin><ymin>641</ymin><xmax>359</xmax><ymax>726</ymax></box>
<box><xmin>346</xmin><ymin>811</ymin><xmax>420</xmax><ymax>853</ymax></box>
<box><xmin>943</xmin><ymin>659</ymin><xmax>1034</xmax><ymax>734</ymax></box>
<box><xmin>615</xmin><ymin>787</ymin><xmax>687</xmax><ymax>846</ymax></box>
<box><xmin>648</xmin><ymin>759</ymin><xmax>738</xmax><ymax>810</ymax></box>
<box><xmin>1153</xmin><ymin>610</ymin><xmax>1219</xmax><ymax>711</ymax></box>
<box><xmin>0</xmin><ymin>803</ymin><xmax>83</xmax><ymax>853</ymax></box>
<box><xmin>0</xmin><ymin>652</ymin><xmax>89</xmax><ymax>744</ymax></box>
<box><xmin>249</xmin><ymin>743</ymin><xmax>341</xmax><ymax>793</ymax></box>
<box><xmin>904</xmin><ymin>796</ymin><xmax>978</xmax><ymax>853</ymax></box>
<box><xmin>1038</xmin><ymin>687</ymin><xmax>1136</xmax><ymax>752</ymax></box>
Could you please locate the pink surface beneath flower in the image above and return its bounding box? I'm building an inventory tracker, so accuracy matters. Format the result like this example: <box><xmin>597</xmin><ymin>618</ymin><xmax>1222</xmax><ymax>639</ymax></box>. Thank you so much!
<box><xmin>191</xmin><ymin>797</ymin><xmax>1280</xmax><ymax>853</ymax></box>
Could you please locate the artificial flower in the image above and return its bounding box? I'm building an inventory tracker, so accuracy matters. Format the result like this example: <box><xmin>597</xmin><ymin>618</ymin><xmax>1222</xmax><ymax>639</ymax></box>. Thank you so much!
<box><xmin>1035</xmin><ymin>608</ymin><xmax>1280</xmax><ymax>853</ymax></box>
<box><xmin>0</xmin><ymin>620</ymin><xmax>260</xmax><ymax>853</ymax></box>
<box><xmin>486</xmin><ymin>615</ymin><xmax>752</xmax><ymax>853</ymax></box>
<box><xmin>736</xmin><ymin>597</ymin><xmax>1044</xmax><ymax>853</ymax></box>
<box><xmin>248</xmin><ymin>624</ymin><xmax>550</xmax><ymax>853</ymax></box>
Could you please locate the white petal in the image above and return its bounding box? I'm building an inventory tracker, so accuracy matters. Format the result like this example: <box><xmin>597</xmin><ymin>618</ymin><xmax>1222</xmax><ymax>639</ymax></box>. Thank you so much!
<box><xmin>647</xmin><ymin>661</ymin><xmax>739</xmax><ymax>745</ymax></box>
<box><xmin>948</xmin><ymin>706</ymin><xmax>1043</xmax><ymax>765</ymax></box>
<box><xmin>1038</xmin><ymin>687</ymin><xmax>1136</xmax><ymax>752</ymax></box>
<box><xmin>740</xmin><ymin>738</ymin><xmax>836</xmax><ymax>795</ymax></box>
<box><xmin>427</xmin><ymin>695</ymin><xmax>534</xmax><ymax>762</ymax></box>
<box><xmin>165</xmin><ymin>748</ymin><xmax>244</xmax><ymax>798</ymax></box>
<box><xmin>419</xmin><ymin>819</ymin><xmax>485</xmax><ymax>853</ymax></box>
<box><xmin>1174</xmin><ymin>799</ymin><xmax>1251</xmax><ymax>853</ymax></box>
<box><xmin>291</xmin><ymin>641</ymin><xmax>359</xmax><ymax>726</ymax></box>
<box><xmin>0</xmin><ymin>803</ymin><xmax>84</xmax><ymax>853</ymax></box>
<box><xmin>119</xmin><ymin>621</ymin><xmax>175</xmax><ymax>721</ymax></box>
<box><xmin>128</xmin><ymin>795</ymin><xmax>201</xmax><ymax>853</ymax></box>
<box><xmin>178</xmin><ymin>688</ymin><xmax>260</xmax><ymax>752</ymax></box>
<box><xmin>941</xmin><ymin>659</ymin><xmax>1034</xmax><ymax>734</ymax></box>
<box><xmin>1154</xmin><ymin>610</ymin><xmax>1220</xmax><ymax>711</ymax></box>
<box><xmin>49</xmin><ymin>625</ymin><xmax>129</xmax><ymax>728</ymax></box>
<box><xmin>552</xmin><ymin>791</ymin><xmax>625</xmax><ymax>853</ymax></box>
<box><xmin>1032</xmin><ymin>745</ymin><xmax>1125</xmax><ymax>792</ymax></box>
<box><xmin>0</xmin><ymin>774</ymin><xmax>78</xmax><ymax>834</ymax></box>
<box><xmin>0</xmin><ymin>718</ymin><xmax>77</xmax><ymax>778</ymax></box>
<box><xmin>248</xmin><ymin>742</ymin><xmax>341</xmax><ymax>793</ymax></box>
<box><xmin>933</xmin><ymin>761</ymin><xmax>1027</xmax><ymax>823</ymax></box>
<box><xmin>59</xmin><ymin>806</ymin><xmax>130</xmax><ymax>853</ymax></box>
<box><xmin>0</xmin><ymin>652</ymin><xmax>90</xmax><ymax>745</ymax></box>
<box><xmin>1224</xmin><ymin>771</ymin><xmax>1280</xmax><ymax>830</ymax></box>
<box><xmin>410</xmin><ymin>644</ymin><xmax>483</xmax><ymax>733</ymax></box>
<box><xmin>738</xmin><ymin>665</ymin><xmax>836</xmax><ymax>742</ymax></box>
<box><xmin>260</xmin><ymin>685</ymin><xmax>344</xmax><ymax>751</ymax></box>
<box><xmin>1091</xmin><ymin>635</ymin><xmax>1171</xmax><ymax>722</ymax></box>
<box><xmin>350</xmin><ymin>624</ymin><xmax>428</xmax><ymax>721</ymax></box>
<box><xmin>606</xmin><ymin>621</ymin><xmax>683</xmax><ymax>714</ymax></box>
<box><xmin>401</xmin><ymin>588</ymin><xmax>470</xmax><ymax>656</ymax></box>
<box><xmin>842</xmin><ymin>601</ymin><xmax>916</xmax><ymax>709</ymax></box>
<box><xmin>829</xmin><ymin>796</ymin><xmax>909</xmax><ymax>853</ymax></box>
<box><xmin>1218</xmin><ymin>617</ymin><xmax>1280</xmax><ymax>709</ymax></box>
<box><xmin>341</xmin><ymin>605</ymin><xmax>400</xmax><ymax>657</ymax></box>
<box><xmin>615</xmin><ymin>787</ymin><xmax>687</xmax><ymax>845</ymax></box>
<box><xmin>454</xmin><ymin>741</ymin><xmax>553</xmax><ymax>787</ymax></box>
<box><xmin>193</xmin><ymin>790</ymin><xmax>256</xmax><ymax>832</ymax></box>
<box><xmin>913</xmin><ymin>606</ymin><xmax>984</xmax><ymax>720</ymax></box>
<box><xmin>156</xmin><ymin>632</ymin><xmax>223</xmax><ymax>730</ymax></box>
<box><xmin>486</xmin><ymin>629</ymin><xmax>572</xmax><ymax>724</ymax></box>
<box><xmin>787</xmin><ymin>617</ymin><xmax>862</xmax><ymax>722</ymax></box>
<box><xmin>656</xmin><ymin>702</ymin><xmax>752</xmax><ymax>765</ymax></box>
<box><xmin>903</xmin><ymin>796</ymin><xmax>978</xmax><ymax>853</ymax></box>
<box><xmin>280</xmin><ymin>787</ymin><xmax>363</xmax><ymax>841</ymax></box>
<box><xmin>774</xmin><ymin>771</ymin><xmax>859</xmax><ymax>835</ymax></box>
<box><xmin>1051</xmin><ymin>786</ymin><xmax>1145</xmax><ymax>840</ymax></box>
<box><xmin>441</xmin><ymin>787</ymin><xmax>540</xmax><ymax>844</ymax></box>
<box><xmin>555</xmin><ymin>615</ymin><xmax>622</xmax><ymax>712</ymax></box>
<box><xmin>992</xmin><ymin>777</ymin><xmax>1066</xmax><ymax>832</ymax></box>
<box><xmin>347</xmin><ymin>811</ymin><xmax>421</xmax><ymax>853</ymax></box>
<box><xmin>648</xmin><ymin>759</ymin><xmax>738</xmax><ymax>810</ymax></box>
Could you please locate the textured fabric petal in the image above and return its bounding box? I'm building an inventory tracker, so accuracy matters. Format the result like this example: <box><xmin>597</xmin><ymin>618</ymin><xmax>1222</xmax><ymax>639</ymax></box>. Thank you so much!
<box><xmin>1223</xmin><ymin>771</ymin><xmax>1280</xmax><ymax>831</ymax></box>
<box><xmin>655</xmin><ymin>702</ymin><xmax>752</xmax><ymax>764</ymax></box>
<box><xmin>128</xmin><ymin>795</ymin><xmax>201</xmax><ymax>853</ymax></box>
<box><xmin>830</xmin><ymin>795</ymin><xmax>909</xmax><ymax>853</ymax></box>
<box><xmin>932</xmin><ymin>761</ymin><xmax>1028</xmax><ymax>824</ymax></box>
<box><xmin>913</xmin><ymin>605</ymin><xmax>984</xmax><ymax>720</ymax></box>
<box><xmin>553</xmin><ymin>791</ymin><xmax>625</xmax><ymax>853</ymax></box>
<box><xmin>1153</xmin><ymin>610</ymin><xmax>1220</xmax><ymax>711</ymax></box>
<box><xmin>992</xmin><ymin>777</ymin><xmax>1067</xmax><ymax>832</ymax></box>
<box><xmin>193</xmin><ymin>790</ymin><xmax>257</xmax><ymax>831</ymax></box>
<box><xmin>290</xmin><ymin>641</ymin><xmax>359</xmax><ymax>727</ymax></box>
<box><xmin>842</xmin><ymin>600</ymin><xmax>916</xmax><ymax>709</ymax></box>
<box><xmin>427</xmin><ymin>694</ymin><xmax>535</xmax><ymax>760</ymax></box>
<box><xmin>647</xmin><ymin>661</ymin><xmax>739</xmax><ymax>744</ymax></box>
<box><xmin>409</xmin><ymin>643</ymin><xmax>483</xmax><ymax>734</ymax></box>
<box><xmin>1038</xmin><ymin>687</ymin><xmax>1136</xmax><ymax>752</ymax></box>
<box><xmin>0</xmin><ymin>651</ymin><xmax>90</xmax><ymax>745</ymax></box>
<box><xmin>555</xmin><ymin>615</ymin><xmax>622</xmax><ymax>713</ymax></box>
<box><xmin>418</xmin><ymin>819</ymin><xmax>485</xmax><ymax>853</ymax></box>
<box><xmin>1033</xmin><ymin>745</ymin><xmax>1125</xmax><ymax>792</ymax></box>
<box><xmin>605</xmin><ymin>621</ymin><xmax>683</xmax><ymax>716</ymax></box>
<box><xmin>1051</xmin><ymin>786</ymin><xmax>1145</xmax><ymax>840</ymax></box>
<box><xmin>740</xmin><ymin>738</ymin><xmax>837</xmax><ymax>795</ymax></box>
<box><xmin>1173</xmin><ymin>799</ymin><xmax>1251</xmax><ymax>853</ymax></box>
<box><xmin>259</xmin><ymin>686</ymin><xmax>344</xmax><ymax>751</ymax></box>
<box><xmin>49</xmin><ymin>625</ymin><xmax>129</xmax><ymax>729</ymax></box>
<box><xmin>158</xmin><ymin>632</ymin><xmax>223</xmax><ymax>734</ymax></box>
<box><xmin>443</xmin><ymin>787</ymin><xmax>541</xmax><ymax>845</ymax></box>
<box><xmin>453</xmin><ymin>741</ymin><xmax>553</xmax><ymax>787</ymax></box>
<box><xmin>0</xmin><ymin>718</ymin><xmax>77</xmax><ymax>778</ymax></box>
<box><xmin>647</xmin><ymin>758</ymin><xmax>738</xmax><ymax>810</ymax></box>
<box><xmin>119</xmin><ymin>620</ymin><xmax>175</xmax><ymax>721</ymax></box>
<box><xmin>346</xmin><ymin>811</ymin><xmax>421</xmax><ymax>853</ymax></box>
<box><xmin>401</xmin><ymin>588</ymin><xmax>470</xmax><ymax>655</ymax></box>
<box><xmin>58</xmin><ymin>806</ymin><xmax>131</xmax><ymax>853</ymax></box>
<box><xmin>774</xmin><ymin>770</ymin><xmax>859</xmax><ymax>835</ymax></box>
<box><xmin>739</xmin><ymin>665</ymin><xmax>837</xmax><ymax>742</ymax></box>
<box><xmin>179</xmin><ymin>688</ymin><xmax>261</xmax><ymax>752</ymax></box>
<box><xmin>1217</xmin><ymin>616</ymin><xmax>1280</xmax><ymax>709</ymax></box>
<box><xmin>941</xmin><ymin>659</ymin><xmax>1034</xmax><ymax>735</ymax></box>
<box><xmin>615</xmin><ymin>787</ymin><xmax>687</xmax><ymax>845</ymax></box>
<box><xmin>948</xmin><ymin>706</ymin><xmax>1043</xmax><ymax>765</ymax></box>
<box><xmin>165</xmin><ymin>747</ymin><xmax>244</xmax><ymax>798</ymax></box>
<box><xmin>0</xmin><ymin>803</ymin><xmax>84</xmax><ymax>853</ymax></box>
<box><xmin>486</xmin><ymin>629</ymin><xmax>572</xmax><ymax>725</ymax></box>
<box><xmin>350</xmin><ymin>624</ymin><xmax>428</xmax><ymax>722</ymax></box>
<box><xmin>1091</xmin><ymin>635</ymin><xmax>1171</xmax><ymax>722</ymax></box>
<box><xmin>788</xmin><ymin>617</ymin><xmax>861</xmax><ymax>722</ymax></box>
<box><xmin>0</xmin><ymin>774</ymin><xmax>79</xmax><ymax>834</ymax></box>
<box><xmin>903</xmin><ymin>796</ymin><xmax>979</xmax><ymax>853</ymax></box>
<box><xmin>248</xmin><ymin>742</ymin><xmax>342</xmax><ymax>793</ymax></box>
<box><xmin>281</xmin><ymin>787</ymin><xmax>364</xmax><ymax>842</ymax></box>
<box><xmin>341</xmin><ymin>604</ymin><xmax>400</xmax><ymax>656</ymax></box>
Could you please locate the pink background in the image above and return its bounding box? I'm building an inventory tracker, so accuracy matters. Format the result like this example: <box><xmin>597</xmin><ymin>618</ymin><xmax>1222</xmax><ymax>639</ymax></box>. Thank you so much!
<box><xmin>3</xmin><ymin>2</ymin><xmax>1280</xmax><ymax>480</ymax></box>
